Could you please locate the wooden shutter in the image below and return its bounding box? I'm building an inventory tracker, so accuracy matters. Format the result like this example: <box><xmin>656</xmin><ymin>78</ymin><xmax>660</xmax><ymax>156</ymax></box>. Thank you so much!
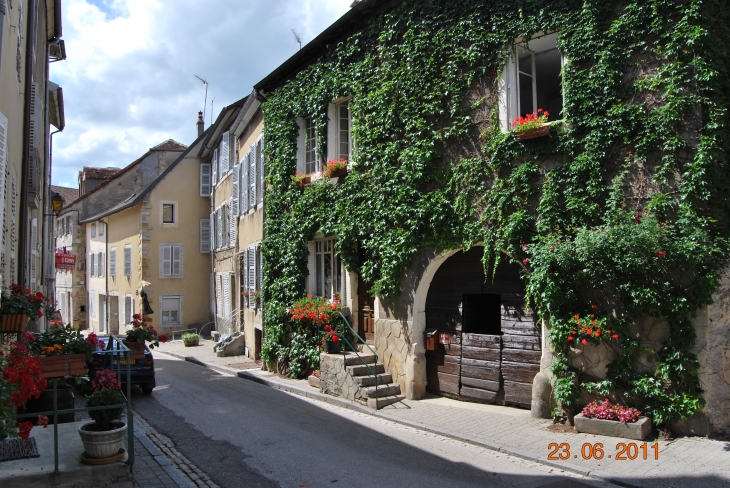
<box><xmin>90</xmin><ymin>253</ymin><xmax>95</xmax><ymax>277</ymax></box>
<box><xmin>29</xmin><ymin>83</ymin><xmax>40</xmax><ymax>149</ymax></box>
<box><xmin>258</xmin><ymin>135</ymin><xmax>265</xmax><ymax>204</ymax></box>
<box><xmin>124</xmin><ymin>246</ymin><xmax>132</xmax><ymax>276</ymax></box>
<box><xmin>249</xmin><ymin>145</ymin><xmax>256</xmax><ymax>208</ymax></box>
<box><xmin>327</xmin><ymin>103</ymin><xmax>337</xmax><ymax>162</ymax></box>
<box><xmin>211</xmin><ymin>148</ymin><xmax>218</xmax><ymax>186</ymax></box>
<box><xmin>100</xmin><ymin>252</ymin><xmax>105</xmax><ymax>277</ymax></box>
<box><xmin>200</xmin><ymin>219</ymin><xmax>211</xmax><ymax>253</ymax></box>
<box><xmin>296</xmin><ymin>117</ymin><xmax>306</xmax><ymax>174</ymax></box>
<box><xmin>241</xmin><ymin>154</ymin><xmax>249</xmax><ymax>214</ymax></box>
<box><xmin>307</xmin><ymin>241</ymin><xmax>316</xmax><ymax>296</ymax></box>
<box><xmin>256</xmin><ymin>246</ymin><xmax>263</xmax><ymax>308</ymax></box>
<box><xmin>162</xmin><ymin>245</ymin><xmax>172</xmax><ymax>276</ymax></box>
<box><xmin>216</xmin><ymin>209</ymin><xmax>223</xmax><ymax>249</ymax></box>
<box><xmin>229</xmin><ymin>198</ymin><xmax>236</xmax><ymax>247</ymax></box>
<box><xmin>248</xmin><ymin>245</ymin><xmax>256</xmax><ymax>308</ymax></box>
<box><xmin>231</xmin><ymin>161</ymin><xmax>239</xmax><ymax>217</ymax></box>
<box><xmin>223</xmin><ymin>274</ymin><xmax>230</xmax><ymax>318</ymax></box>
<box><xmin>232</xmin><ymin>134</ymin><xmax>238</xmax><ymax>170</ymax></box>
<box><xmin>216</xmin><ymin>274</ymin><xmax>223</xmax><ymax>316</ymax></box>
<box><xmin>200</xmin><ymin>163</ymin><xmax>211</xmax><ymax>196</ymax></box>
<box><xmin>172</xmin><ymin>245</ymin><xmax>181</xmax><ymax>276</ymax></box>
<box><xmin>109</xmin><ymin>248</ymin><xmax>116</xmax><ymax>278</ymax></box>
<box><xmin>209</xmin><ymin>213</ymin><xmax>215</xmax><ymax>252</ymax></box>
<box><xmin>220</xmin><ymin>131</ymin><xmax>230</xmax><ymax>175</ymax></box>
<box><xmin>243</xmin><ymin>248</ymin><xmax>249</xmax><ymax>309</ymax></box>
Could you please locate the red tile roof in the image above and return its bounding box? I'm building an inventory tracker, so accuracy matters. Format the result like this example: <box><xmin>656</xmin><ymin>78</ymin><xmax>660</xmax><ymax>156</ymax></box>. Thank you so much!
<box><xmin>50</xmin><ymin>185</ymin><xmax>78</xmax><ymax>206</ymax></box>
<box><xmin>81</xmin><ymin>167</ymin><xmax>121</xmax><ymax>181</ymax></box>
<box><xmin>151</xmin><ymin>139</ymin><xmax>187</xmax><ymax>151</ymax></box>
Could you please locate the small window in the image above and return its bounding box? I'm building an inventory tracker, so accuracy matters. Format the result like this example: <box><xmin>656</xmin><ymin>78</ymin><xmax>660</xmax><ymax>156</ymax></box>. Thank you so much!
<box><xmin>304</xmin><ymin>117</ymin><xmax>318</xmax><ymax>174</ymax></box>
<box><xmin>163</xmin><ymin>204</ymin><xmax>174</xmax><ymax>224</ymax></box>
<box><xmin>338</xmin><ymin>102</ymin><xmax>350</xmax><ymax>161</ymax></box>
<box><xmin>98</xmin><ymin>223</ymin><xmax>104</xmax><ymax>236</ymax></box>
<box><xmin>90</xmin><ymin>223</ymin><xmax>96</xmax><ymax>238</ymax></box>
<box><xmin>314</xmin><ymin>238</ymin><xmax>342</xmax><ymax>300</ymax></box>
<box><xmin>161</xmin><ymin>296</ymin><xmax>180</xmax><ymax>325</ymax></box>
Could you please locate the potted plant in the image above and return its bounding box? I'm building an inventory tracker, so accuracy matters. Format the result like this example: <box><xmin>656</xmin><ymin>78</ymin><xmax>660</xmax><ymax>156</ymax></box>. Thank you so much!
<box><xmin>29</xmin><ymin>324</ymin><xmax>97</xmax><ymax>378</ymax></box>
<box><xmin>0</xmin><ymin>334</ymin><xmax>48</xmax><ymax>441</ymax></box>
<box><xmin>574</xmin><ymin>398</ymin><xmax>651</xmax><ymax>440</ymax></box>
<box><xmin>323</xmin><ymin>158</ymin><xmax>348</xmax><ymax>178</ymax></box>
<box><xmin>291</xmin><ymin>172</ymin><xmax>311</xmax><ymax>187</ymax></box>
<box><xmin>182</xmin><ymin>333</ymin><xmax>200</xmax><ymax>347</ymax></box>
<box><xmin>322</xmin><ymin>324</ymin><xmax>341</xmax><ymax>354</ymax></box>
<box><xmin>78</xmin><ymin>368</ymin><xmax>127</xmax><ymax>463</ymax></box>
<box><xmin>1</xmin><ymin>283</ymin><xmax>45</xmax><ymax>332</ymax></box>
<box><xmin>511</xmin><ymin>108</ymin><xmax>551</xmax><ymax>141</ymax></box>
<box><xmin>124</xmin><ymin>314</ymin><xmax>166</xmax><ymax>359</ymax></box>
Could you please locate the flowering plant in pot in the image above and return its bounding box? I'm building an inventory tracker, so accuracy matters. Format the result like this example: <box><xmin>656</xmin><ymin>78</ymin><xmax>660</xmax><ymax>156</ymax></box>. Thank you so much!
<box><xmin>323</xmin><ymin>158</ymin><xmax>348</xmax><ymax>178</ymax></box>
<box><xmin>511</xmin><ymin>109</ymin><xmax>550</xmax><ymax>140</ymax></box>
<box><xmin>575</xmin><ymin>398</ymin><xmax>651</xmax><ymax>440</ymax></box>
<box><xmin>0</xmin><ymin>333</ymin><xmax>48</xmax><ymax>441</ymax></box>
<box><xmin>78</xmin><ymin>368</ymin><xmax>127</xmax><ymax>461</ymax></box>
<box><xmin>291</xmin><ymin>172</ymin><xmax>311</xmax><ymax>187</ymax></box>
<box><xmin>125</xmin><ymin>314</ymin><xmax>167</xmax><ymax>347</ymax></box>
<box><xmin>1</xmin><ymin>283</ymin><xmax>45</xmax><ymax>332</ymax></box>
<box><xmin>182</xmin><ymin>333</ymin><xmax>200</xmax><ymax>347</ymax></box>
<box><xmin>28</xmin><ymin>325</ymin><xmax>98</xmax><ymax>379</ymax></box>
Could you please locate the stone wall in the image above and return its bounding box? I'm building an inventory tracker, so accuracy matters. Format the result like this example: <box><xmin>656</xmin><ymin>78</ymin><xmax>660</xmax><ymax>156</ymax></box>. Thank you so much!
<box><xmin>374</xmin><ymin>319</ymin><xmax>410</xmax><ymax>397</ymax></box>
<box><xmin>319</xmin><ymin>353</ymin><xmax>363</xmax><ymax>402</ymax></box>
<box><xmin>705</xmin><ymin>272</ymin><xmax>730</xmax><ymax>437</ymax></box>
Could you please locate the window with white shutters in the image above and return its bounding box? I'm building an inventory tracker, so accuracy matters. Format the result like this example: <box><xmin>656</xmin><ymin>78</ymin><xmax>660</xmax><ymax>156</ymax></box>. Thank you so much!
<box><xmin>248</xmin><ymin>145</ymin><xmax>256</xmax><ymax>208</ymax></box>
<box><xmin>231</xmin><ymin>163</ymin><xmax>239</xmax><ymax>217</ymax></box>
<box><xmin>248</xmin><ymin>245</ymin><xmax>256</xmax><ymax>308</ymax></box>
<box><xmin>212</xmin><ymin>148</ymin><xmax>218</xmax><ymax>186</ymax></box>
<box><xmin>216</xmin><ymin>274</ymin><xmax>223</xmax><ymax>316</ymax></box>
<box><xmin>124</xmin><ymin>245</ymin><xmax>132</xmax><ymax>277</ymax></box>
<box><xmin>223</xmin><ymin>274</ymin><xmax>231</xmax><ymax>318</ymax></box>
<box><xmin>220</xmin><ymin>131</ymin><xmax>230</xmax><ymax>175</ymax></box>
<box><xmin>229</xmin><ymin>198</ymin><xmax>236</xmax><ymax>247</ymax></box>
<box><xmin>90</xmin><ymin>253</ymin><xmax>96</xmax><ymax>277</ymax></box>
<box><xmin>243</xmin><ymin>248</ymin><xmax>249</xmax><ymax>309</ymax></box>
<box><xmin>241</xmin><ymin>154</ymin><xmax>249</xmax><ymax>214</ymax></box>
<box><xmin>200</xmin><ymin>219</ymin><xmax>211</xmax><ymax>253</ymax></box>
<box><xmin>258</xmin><ymin>135</ymin><xmax>265</xmax><ymax>204</ymax></box>
<box><xmin>256</xmin><ymin>246</ymin><xmax>263</xmax><ymax>307</ymax></box>
<box><xmin>161</xmin><ymin>296</ymin><xmax>181</xmax><ymax>325</ymax></box>
<box><xmin>110</xmin><ymin>248</ymin><xmax>116</xmax><ymax>278</ymax></box>
<box><xmin>200</xmin><ymin>163</ymin><xmax>211</xmax><ymax>196</ymax></box>
<box><xmin>91</xmin><ymin>291</ymin><xmax>96</xmax><ymax>317</ymax></box>
<box><xmin>99</xmin><ymin>252</ymin><xmax>105</xmax><ymax>277</ymax></box>
<box><xmin>307</xmin><ymin>238</ymin><xmax>345</xmax><ymax>300</ymax></box>
<box><xmin>327</xmin><ymin>101</ymin><xmax>352</xmax><ymax>162</ymax></box>
<box><xmin>216</xmin><ymin>209</ymin><xmax>223</xmax><ymax>249</ymax></box>
<box><xmin>160</xmin><ymin>244</ymin><xmax>182</xmax><ymax>277</ymax></box>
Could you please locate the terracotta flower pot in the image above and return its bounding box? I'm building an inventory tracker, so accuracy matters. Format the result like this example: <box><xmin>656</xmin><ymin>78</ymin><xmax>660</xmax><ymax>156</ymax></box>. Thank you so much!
<box><xmin>38</xmin><ymin>353</ymin><xmax>88</xmax><ymax>379</ymax></box>
<box><xmin>515</xmin><ymin>124</ymin><xmax>551</xmax><ymax>141</ymax></box>
<box><xmin>1</xmin><ymin>314</ymin><xmax>30</xmax><ymax>332</ymax></box>
<box><xmin>123</xmin><ymin>341</ymin><xmax>145</xmax><ymax>360</ymax></box>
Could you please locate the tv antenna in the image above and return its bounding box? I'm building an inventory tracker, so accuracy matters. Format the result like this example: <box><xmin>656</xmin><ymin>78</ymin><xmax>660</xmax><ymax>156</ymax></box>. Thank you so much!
<box><xmin>194</xmin><ymin>75</ymin><xmax>209</xmax><ymax>122</ymax></box>
<box><xmin>210</xmin><ymin>96</ymin><xmax>215</xmax><ymax>124</ymax></box>
<box><xmin>291</xmin><ymin>29</ymin><xmax>302</xmax><ymax>50</ymax></box>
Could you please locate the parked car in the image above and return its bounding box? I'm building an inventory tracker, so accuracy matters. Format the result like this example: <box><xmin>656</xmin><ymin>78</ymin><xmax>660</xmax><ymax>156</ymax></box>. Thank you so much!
<box><xmin>85</xmin><ymin>336</ymin><xmax>156</xmax><ymax>394</ymax></box>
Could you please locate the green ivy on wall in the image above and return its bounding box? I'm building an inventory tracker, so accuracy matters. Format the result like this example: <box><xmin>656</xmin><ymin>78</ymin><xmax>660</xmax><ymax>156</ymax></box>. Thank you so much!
<box><xmin>260</xmin><ymin>0</ymin><xmax>730</xmax><ymax>425</ymax></box>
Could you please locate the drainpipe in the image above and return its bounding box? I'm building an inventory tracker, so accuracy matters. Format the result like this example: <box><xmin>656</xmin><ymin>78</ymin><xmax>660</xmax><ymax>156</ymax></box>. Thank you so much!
<box><xmin>19</xmin><ymin>0</ymin><xmax>37</xmax><ymax>288</ymax></box>
<box><xmin>99</xmin><ymin>219</ymin><xmax>109</xmax><ymax>333</ymax></box>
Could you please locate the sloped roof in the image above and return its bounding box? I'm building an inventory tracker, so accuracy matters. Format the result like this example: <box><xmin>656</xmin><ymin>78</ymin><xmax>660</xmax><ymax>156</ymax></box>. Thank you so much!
<box><xmin>50</xmin><ymin>185</ymin><xmax>77</xmax><ymax>206</ymax></box>
<box><xmin>151</xmin><ymin>139</ymin><xmax>187</xmax><ymax>151</ymax></box>
<box><xmin>81</xmin><ymin>167</ymin><xmax>121</xmax><ymax>181</ymax></box>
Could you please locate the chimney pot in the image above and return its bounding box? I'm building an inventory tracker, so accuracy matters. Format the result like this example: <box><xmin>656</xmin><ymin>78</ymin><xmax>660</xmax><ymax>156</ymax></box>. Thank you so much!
<box><xmin>197</xmin><ymin>111</ymin><xmax>204</xmax><ymax>137</ymax></box>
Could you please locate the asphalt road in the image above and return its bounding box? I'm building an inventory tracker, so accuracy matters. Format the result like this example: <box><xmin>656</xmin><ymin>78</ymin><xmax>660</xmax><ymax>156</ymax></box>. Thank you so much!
<box><xmin>131</xmin><ymin>356</ymin><xmax>615</xmax><ymax>488</ymax></box>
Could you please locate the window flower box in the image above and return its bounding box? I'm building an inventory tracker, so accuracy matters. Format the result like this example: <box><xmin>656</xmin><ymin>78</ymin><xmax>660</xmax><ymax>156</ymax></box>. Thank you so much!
<box><xmin>512</xmin><ymin>109</ymin><xmax>551</xmax><ymax>141</ymax></box>
<box><xmin>1</xmin><ymin>314</ymin><xmax>30</xmax><ymax>332</ymax></box>
<box><xmin>38</xmin><ymin>353</ymin><xmax>88</xmax><ymax>379</ymax></box>
<box><xmin>515</xmin><ymin>124</ymin><xmax>551</xmax><ymax>141</ymax></box>
<box><xmin>574</xmin><ymin>413</ymin><xmax>652</xmax><ymax>440</ymax></box>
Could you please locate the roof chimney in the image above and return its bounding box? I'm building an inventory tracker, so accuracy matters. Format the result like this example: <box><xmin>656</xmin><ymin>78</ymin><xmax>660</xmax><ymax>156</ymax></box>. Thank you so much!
<box><xmin>197</xmin><ymin>111</ymin><xmax>204</xmax><ymax>137</ymax></box>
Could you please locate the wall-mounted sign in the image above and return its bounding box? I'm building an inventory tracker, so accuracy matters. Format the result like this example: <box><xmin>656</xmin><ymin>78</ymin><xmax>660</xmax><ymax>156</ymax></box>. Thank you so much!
<box><xmin>55</xmin><ymin>252</ymin><xmax>76</xmax><ymax>270</ymax></box>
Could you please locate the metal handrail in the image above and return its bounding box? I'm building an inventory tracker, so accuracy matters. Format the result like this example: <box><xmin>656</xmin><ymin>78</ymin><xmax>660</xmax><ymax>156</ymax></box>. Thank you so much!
<box><xmin>13</xmin><ymin>335</ymin><xmax>134</xmax><ymax>474</ymax></box>
<box><xmin>326</xmin><ymin>311</ymin><xmax>380</xmax><ymax>409</ymax></box>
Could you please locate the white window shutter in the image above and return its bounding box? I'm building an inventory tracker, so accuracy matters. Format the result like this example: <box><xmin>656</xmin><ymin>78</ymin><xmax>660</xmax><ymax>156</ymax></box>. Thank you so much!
<box><xmin>341</xmin><ymin>261</ymin><xmax>347</xmax><ymax>304</ymax></box>
<box><xmin>256</xmin><ymin>246</ymin><xmax>263</xmax><ymax>307</ymax></box>
<box><xmin>124</xmin><ymin>246</ymin><xmax>132</xmax><ymax>277</ymax></box>
<box><xmin>243</xmin><ymin>248</ymin><xmax>249</xmax><ymax>308</ymax></box>
<box><xmin>200</xmin><ymin>163</ymin><xmax>211</xmax><ymax>196</ymax></box>
<box><xmin>241</xmin><ymin>154</ymin><xmax>249</xmax><ymax>214</ymax></box>
<box><xmin>248</xmin><ymin>245</ymin><xmax>256</xmax><ymax>308</ymax></box>
<box><xmin>29</xmin><ymin>83</ymin><xmax>39</xmax><ymax>149</ymax></box>
<box><xmin>249</xmin><ymin>146</ymin><xmax>256</xmax><ymax>208</ymax></box>
<box><xmin>216</xmin><ymin>274</ymin><xmax>223</xmax><ymax>316</ymax></box>
<box><xmin>212</xmin><ymin>149</ymin><xmax>218</xmax><ymax>186</ymax></box>
<box><xmin>210</xmin><ymin>274</ymin><xmax>215</xmax><ymax>314</ymax></box>
<box><xmin>121</xmin><ymin>296</ymin><xmax>126</xmax><ymax>326</ymax></box>
<box><xmin>90</xmin><ymin>253</ymin><xmax>95</xmax><ymax>277</ymax></box>
<box><xmin>232</xmin><ymin>134</ymin><xmax>238</xmax><ymax>170</ymax></box>
<box><xmin>161</xmin><ymin>245</ymin><xmax>171</xmax><ymax>276</ymax></box>
<box><xmin>223</xmin><ymin>274</ymin><xmax>231</xmax><ymax>318</ymax></box>
<box><xmin>110</xmin><ymin>248</ymin><xmax>116</xmax><ymax>278</ymax></box>
<box><xmin>307</xmin><ymin>241</ymin><xmax>316</xmax><ymax>296</ymax></box>
<box><xmin>327</xmin><ymin>103</ymin><xmax>337</xmax><ymax>163</ymax></box>
<box><xmin>220</xmin><ymin>131</ymin><xmax>230</xmax><ymax>175</ymax></box>
<box><xmin>100</xmin><ymin>252</ymin><xmax>105</xmax><ymax>277</ymax></box>
<box><xmin>229</xmin><ymin>198</ymin><xmax>236</xmax><ymax>247</ymax></box>
<box><xmin>0</xmin><ymin>112</ymin><xmax>7</xmax><ymax>227</ymax></box>
<box><xmin>258</xmin><ymin>136</ymin><xmax>265</xmax><ymax>204</ymax></box>
<box><xmin>296</xmin><ymin>117</ymin><xmax>306</xmax><ymax>174</ymax></box>
<box><xmin>172</xmin><ymin>245</ymin><xmax>181</xmax><ymax>276</ymax></box>
<box><xmin>209</xmin><ymin>213</ymin><xmax>215</xmax><ymax>252</ymax></box>
<box><xmin>231</xmin><ymin>164</ymin><xmax>239</xmax><ymax>217</ymax></box>
<box><xmin>216</xmin><ymin>209</ymin><xmax>223</xmax><ymax>249</ymax></box>
<box><xmin>200</xmin><ymin>219</ymin><xmax>211</xmax><ymax>253</ymax></box>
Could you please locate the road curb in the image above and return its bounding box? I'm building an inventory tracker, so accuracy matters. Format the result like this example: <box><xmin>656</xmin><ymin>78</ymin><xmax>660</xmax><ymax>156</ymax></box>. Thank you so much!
<box><xmin>154</xmin><ymin>349</ymin><xmax>642</xmax><ymax>487</ymax></box>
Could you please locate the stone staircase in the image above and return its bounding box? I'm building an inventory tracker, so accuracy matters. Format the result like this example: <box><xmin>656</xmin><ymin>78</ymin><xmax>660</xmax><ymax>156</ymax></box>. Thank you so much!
<box><xmin>319</xmin><ymin>351</ymin><xmax>404</xmax><ymax>409</ymax></box>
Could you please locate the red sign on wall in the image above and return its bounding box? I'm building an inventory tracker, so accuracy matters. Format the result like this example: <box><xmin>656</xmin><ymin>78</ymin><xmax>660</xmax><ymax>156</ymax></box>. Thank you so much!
<box><xmin>55</xmin><ymin>252</ymin><xmax>76</xmax><ymax>270</ymax></box>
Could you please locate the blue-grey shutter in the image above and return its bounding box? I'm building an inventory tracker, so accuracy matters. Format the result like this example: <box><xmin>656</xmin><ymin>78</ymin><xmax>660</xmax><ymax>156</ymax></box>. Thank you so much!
<box><xmin>248</xmin><ymin>245</ymin><xmax>256</xmax><ymax>308</ymax></box>
<box><xmin>109</xmin><ymin>248</ymin><xmax>116</xmax><ymax>278</ymax></box>
<box><xmin>229</xmin><ymin>198</ymin><xmax>236</xmax><ymax>247</ymax></box>
<box><xmin>249</xmin><ymin>145</ymin><xmax>256</xmax><ymax>208</ymax></box>
<box><xmin>211</xmin><ymin>149</ymin><xmax>218</xmax><ymax>186</ymax></box>
<box><xmin>200</xmin><ymin>219</ymin><xmax>211</xmax><ymax>253</ymax></box>
<box><xmin>200</xmin><ymin>163</ymin><xmax>211</xmax><ymax>196</ymax></box>
<box><xmin>243</xmin><ymin>248</ymin><xmax>249</xmax><ymax>308</ymax></box>
<box><xmin>220</xmin><ymin>131</ymin><xmax>230</xmax><ymax>175</ymax></box>
<box><xmin>258</xmin><ymin>136</ymin><xmax>264</xmax><ymax>204</ymax></box>
<box><xmin>241</xmin><ymin>153</ymin><xmax>249</xmax><ymax>214</ymax></box>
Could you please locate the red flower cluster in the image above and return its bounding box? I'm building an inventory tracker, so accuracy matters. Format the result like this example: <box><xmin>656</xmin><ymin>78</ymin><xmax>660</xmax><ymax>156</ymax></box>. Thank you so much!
<box><xmin>91</xmin><ymin>368</ymin><xmax>122</xmax><ymax>392</ymax></box>
<box><xmin>568</xmin><ymin>312</ymin><xmax>619</xmax><ymax>345</ymax></box>
<box><xmin>322</xmin><ymin>158</ymin><xmax>348</xmax><ymax>178</ymax></box>
<box><xmin>511</xmin><ymin>108</ymin><xmax>549</xmax><ymax>132</ymax></box>
<box><xmin>2</xmin><ymin>283</ymin><xmax>46</xmax><ymax>318</ymax></box>
<box><xmin>1</xmin><ymin>336</ymin><xmax>47</xmax><ymax>439</ymax></box>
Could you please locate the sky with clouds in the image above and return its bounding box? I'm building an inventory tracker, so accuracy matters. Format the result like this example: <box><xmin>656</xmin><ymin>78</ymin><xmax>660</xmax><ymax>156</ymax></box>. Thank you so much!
<box><xmin>50</xmin><ymin>0</ymin><xmax>352</xmax><ymax>187</ymax></box>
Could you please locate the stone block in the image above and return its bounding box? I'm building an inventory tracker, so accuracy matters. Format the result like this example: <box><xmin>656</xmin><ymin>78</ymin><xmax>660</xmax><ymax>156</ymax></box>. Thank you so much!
<box><xmin>574</xmin><ymin>413</ymin><xmax>651</xmax><ymax>440</ymax></box>
<box><xmin>308</xmin><ymin>375</ymin><xmax>321</xmax><ymax>389</ymax></box>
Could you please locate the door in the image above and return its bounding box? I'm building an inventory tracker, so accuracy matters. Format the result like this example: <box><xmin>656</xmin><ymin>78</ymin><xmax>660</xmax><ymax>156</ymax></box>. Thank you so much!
<box><xmin>99</xmin><ymin>295</ymin><xmax>107</xmax><ymax>334</ymax></box>
<box><xmin>357</xmin><ymin>275</ymin><xmax>375</xmax><ymax>343</ymax></box>
<box><xmin>109</xmin><ymin>296</ymin><xmax>120</xmax><ymax>335</ymax></box>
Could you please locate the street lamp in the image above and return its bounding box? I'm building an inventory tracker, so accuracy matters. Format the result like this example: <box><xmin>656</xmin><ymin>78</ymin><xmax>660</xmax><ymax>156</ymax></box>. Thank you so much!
<box><xmin>50</xmin><ymin>191</ymin><xmax>64</xmax><ymax>217</ymax></box>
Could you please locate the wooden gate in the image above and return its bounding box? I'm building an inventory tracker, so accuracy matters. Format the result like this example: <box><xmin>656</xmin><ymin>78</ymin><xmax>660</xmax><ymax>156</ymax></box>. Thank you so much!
<box><xmin>424</xmin><ymin>249</ymin><xmax>540</xmax><ymax>408</ymax></box>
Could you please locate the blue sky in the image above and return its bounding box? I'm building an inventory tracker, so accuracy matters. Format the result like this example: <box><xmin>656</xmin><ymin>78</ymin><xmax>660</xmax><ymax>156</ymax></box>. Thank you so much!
<box><xmin>50</xmin><ymin>0</ymin><xmax>351</xmax><ymax>188</ymax></box>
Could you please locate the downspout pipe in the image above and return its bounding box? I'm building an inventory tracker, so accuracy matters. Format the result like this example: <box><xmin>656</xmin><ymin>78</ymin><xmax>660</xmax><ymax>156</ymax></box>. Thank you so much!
<box><xmin>19</xmin><ymin>0</ymin><xmax>37</xmax><ymax>288</ymax></box>
<box><xmin>99</xmin><ymin>219</ymin><xmax>109</xmax><ymax>333</ymax></box>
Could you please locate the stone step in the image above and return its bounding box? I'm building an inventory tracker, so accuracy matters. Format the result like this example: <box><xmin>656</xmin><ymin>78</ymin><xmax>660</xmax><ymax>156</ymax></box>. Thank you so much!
<box><xmin>366</xmin><ymin>394</ymin><xmax>405</xmax><ymax>410</ymax></box>
<box><xmin>353</xmin><ymin>373</ymin><xmax>392</xmax><ymax>387</ymax></box>
<box><xmin>343</xmin><ymin>353</ymin><xmax>377</xmax><ymax>366</ymax></box>
<box><xmin>360</xmin><ymin>383</ymin><xmax>401</xmax><ymax>399</ymax></box>
<box><xmin>347</xmin><ymin>363</ymin><xmax>385</xmax><ymax>376</ymax></box>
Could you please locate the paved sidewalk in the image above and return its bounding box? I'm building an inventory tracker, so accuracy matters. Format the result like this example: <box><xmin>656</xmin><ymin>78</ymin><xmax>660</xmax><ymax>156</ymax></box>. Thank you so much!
<box><xmin>154</xmin><ymin>339</ymin><xmax>730</xmax><ymax>488</ymax></box>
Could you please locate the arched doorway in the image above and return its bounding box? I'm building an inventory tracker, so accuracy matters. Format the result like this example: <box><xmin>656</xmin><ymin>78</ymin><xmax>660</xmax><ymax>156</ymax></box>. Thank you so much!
<box><xmin>424</xmin><ymin>248</ymin><xmax>540</xmax><ymax>407</ymax></box>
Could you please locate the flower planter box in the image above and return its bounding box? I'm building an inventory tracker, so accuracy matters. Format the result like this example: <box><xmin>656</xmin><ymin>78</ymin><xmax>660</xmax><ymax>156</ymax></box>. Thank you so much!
<box><xmin>296</xmin><ymin>176</ymin><xmax>311</xmax><ymax>187</ymax></box>
<box><xmin>323</xmin><ymin>340</ymin><xmax>341</xmax><ymax>354</ymax></box>
<box><xmin>327</xmin><ymin>168</ymin><xmax>348</xmax><ymax>178</ymax></box>
<box><xmin>38</xmin><ymin>353</ymin><xmax>88</xmax><ymax>379</ymax></box>
<box><xmin>515</xmin><ymin>124</ymin><xmax>551</xmax><ymax>141</ymax></box>
<box><xmin>123</xmin><ymin>341</ymin><xmax>146</xmax><ymax>360</ymax></box>
<box><xmin>1</xmin><ymin>314</ymin><xmax>30</xmax><ymax>332</ymax></box>
<box><xmin>574</xmin><ymin>413</ymin><xmax>652</xmax><ymax>440</ymax></box>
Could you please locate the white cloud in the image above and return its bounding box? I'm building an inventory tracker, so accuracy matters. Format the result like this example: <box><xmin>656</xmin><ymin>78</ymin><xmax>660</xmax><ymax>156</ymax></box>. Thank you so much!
<box><xmin>51</xmin><ymin>0</ymin><xmax>351</xmax><ymax>187</ymax></box>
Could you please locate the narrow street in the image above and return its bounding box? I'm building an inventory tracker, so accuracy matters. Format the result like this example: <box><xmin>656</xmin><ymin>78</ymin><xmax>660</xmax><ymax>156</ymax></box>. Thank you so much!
<box><xmin>130</xmin><ymin>356</ymin><xmax>615</xmax><ymax>488</ymax></box>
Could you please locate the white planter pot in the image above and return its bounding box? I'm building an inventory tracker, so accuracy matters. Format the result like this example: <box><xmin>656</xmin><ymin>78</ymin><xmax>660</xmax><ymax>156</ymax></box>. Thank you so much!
<box><xmin>78</xmin><ymin>421</ymin><xmax>126</xmax><ymax>459</ymax></box>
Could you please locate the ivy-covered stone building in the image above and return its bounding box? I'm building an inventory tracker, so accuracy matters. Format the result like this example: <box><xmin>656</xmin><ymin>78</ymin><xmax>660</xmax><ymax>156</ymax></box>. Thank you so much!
<box><xmin>254</xmin><ymin>0</ymin><xmax>730</xmax><ymax>437</ymax></box>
